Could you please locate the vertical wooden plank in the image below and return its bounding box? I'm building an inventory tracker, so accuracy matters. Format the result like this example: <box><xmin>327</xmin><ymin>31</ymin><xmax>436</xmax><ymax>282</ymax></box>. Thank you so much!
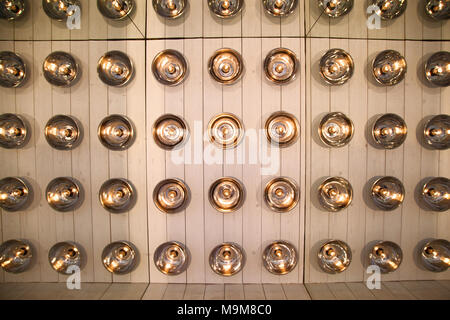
<box><xmin>184</xmin><ymin>0</ymin><xmax>203</xmax><ymax>38</ymax></box>
<box><xmin>147</xmin><ymin>0</ymin><xmax>165</xmax><ymax>39</ymax></box>
<box><xmin>164</xmin><ymin>39</ymin><xmax>186</xmax><ymax>284</ymax></box>
<box><xmin>400</xmin><ymin>41</ymin><xmax>423</xmax><ymax>281</ymax></box>
<box><xmin>0</xmin><ymin>41</ymin><xmax>18</xmax><ymax>284</ymax></box>
<box><xmin>13</xmin><ymin>0</ymin><xmax>33</xmax><ymax>41</ymax></box>
<box><xmin>13</xmin><ymin>41</ymin><xmax>39</xmax><ymax>283</ymax></box>
<box><xmin>261</xmin><ymin>1</ymin><xmax>281</xmax><ymax>37</ymax></box>
<box><xmin>418</xmin><ymin>41</ymin><xmax>441</xmax><ymax>280</ymax></box>
<box><xmin>437</xmin><ymin>41</ymin><xmax>450</xmax><ymax>281</ymax></box>
<box><xmin>147</xmin><ymin>39</ymin><xmax>167</xmax><ymax>283</ymax></box>
<box><xmin>347</xmin><ymin>0</ymin><xmax>367</xmax><ymax>39</ymax></box>
<box><xmin>50</xmin><ymin>40</ymin><xmax>74</xmax><ymax>284</ymax></box>
<box><xmin>7</xmin><ymin>42</ymin><xmax>39</xmax><ymax>283</ymax></box>
<box><xmin>279</xmin><ymin>37</ymin><xmax>301</xmax><ymax>284</ymax></box>
<box><xmin>184</xmin><ymin>38</ymin><xmax>205</xmax><ymax>284</ymax></box>
<box><xmin>33</xmin><ymin>0</ymin><xmax>52</xmax><ymax>40</ymax></box>
<box><xmin>261</xmin><ymin>37</ymin><xmax>281</xmax><ymax>284</ymax></box>
<box><xmin>346</xmin><ymin>39</ymin><xmax>368</xmax><ymax>283</ymax></box>
<box><xmin>242</xmin><ymin>0</ymin><xmax>261</xmax><ymax>37</ymax></box>
<box><xmin>125</xmin><ymin>0</ymin><xmax>146</xmax><ymax>39</ymax></box>
<box><xmin>327</xmin><ymin>38</ymin><xmax>349</xmax><ymax>284</ymax></box>
<box><xmin>242</xmin><ymin>37</ymin><xmax>262</xmax><ymax>284</ymax></box>
<box><xmin>70</xmin><ymin>40</ymin><xmax>94</xmax><ymax>283</ymax></box>
<box><xmin>203</xmin><ymin>38</ymin><xmax>224</xmax><ymax>284</ymax></box>
<box><xmin>203</xmin><ymin>0</ymin><xmax>222</xmax><ymax>38</ymax></box>
<box><xmin>105</xmin><ymin>40</ymin><xmax>130</xmax><ymax>283</ymax></box>
<box><xmin>222</xmin><ymin>8</ymin><xmax>242</xmax><ymax>38</ymax></box>
<box><xmin>222</xmin><ymin>37</ymin><xmax>243</xmax><ymax>285</ymax></box>
<box><xmin>70</xmin><ymin>0</ymin><xmax>89</xmax><ymax>41</ymax></box>
<box><xmin>307</xmin><ymin>0</ymin><xmax>329</xmax><ymax>38</ymax></box>
<box><xmin>88</xmin><ymin>0</ymin><xmax>107</xmax><ymax>39</ymax></box>
<box><xmin>382</xmin><ymin>40</ymin><xmax>405</xmax><ymax>282</ymax></box>
<box><xmin>34</xmin><ymin>41</ymin><xmax>58</xmax><ymax>282</ymax></box>
<box><xmin>280</xmin><ymin>0</ymin><xmax>301</xmax><ymax>37</ymax></box>
<box><xmin>126</xmin><ymin>40</ymin><xmax>148</xmax><ymax>283</ymax></box>
<box><xmin>89</xmin><ymin>40</ymin><xmax>111</xmax><ymax>283</ymax></box>
<box><xmin>364</xmin><ymin>39</ymin><xmax>387</xmax><ymax>281</ymax></box>
<box><xmin>404</xmin><ymin>0</ymin><xmax>422</xmax><ymax>40</ymax></box>
<box><xmin>165</xmin><ymin>3</ymin><xmax>185</xmax><ymax>38</ymax></box>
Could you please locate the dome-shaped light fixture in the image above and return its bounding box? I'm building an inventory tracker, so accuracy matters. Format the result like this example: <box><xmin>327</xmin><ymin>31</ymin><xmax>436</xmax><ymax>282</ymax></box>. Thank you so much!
<box><xmin>370</xmin><ymin>176</ymin><xmax>405</xmax><ymax>211</ymax></box>
<box><xmin>264</xmin><ymin>177</ymin><xmax>299</xmax><ymax>213</ymax></box>
<box><xmin>42</xmin><ymin>0</ymin><xmax>81</xmax><ymax>21</ymax></box>
<box><xmin>97</xmin><ymin>0</ymin><xmax>134</xmax><ymax>20</ymax></box>
<box><xmin>0</xmin><ymin>51</ymin><xmax>26</xmax><ymax>88</ymax></box>
<box><xmin>45</xmin><ymin>115</ymin><xmax>82</xmax><ymax>150</ymax></box>
<box><xmin>46</xmin><ymin>177</ymin><xmax>82</xmax><ymax>212</ymax></box>
<box><xmin>153</xmin><ymin>114</ymin><xmax>189</xmax><ymax>150</ymax></box>
<box><xmin>372</xmin><ymin>50</ymin><xmax>407</xmax><ymax>86</ymax></box>
<box><xmin>208</xmin><ymin>48</ymin><xmax>244</xmax><ymax>85</ymax></box>
<box><xmin>152</xmin><ymin>49</ymin><xmax>188</xmax><ymax>86</ymax></box>
<box><xmin>0</xmin><ymin>177</ymin><xmax>31</xmax><ymax>212</ymax></box>
<box><xmin>319</xmin><ymin>49</ymin><xmax>354</xmax><ymax>85</ymax></box>
<box><xmin>0</xmin><ymin>239</ymin><xmax>33</xmax><ymax>273</ymax></box>
<box><xmin>318</xmin><ymin>112</ymin><xmax>354</xmax><ymax>148</ymax></box>
<box><xmin>370</xmin><ymin>0</ymin><xmax>407</xmax><ymax>20</ymax></box>
<box><xmin>265</xmin><ymin>111</ymin><xmax>300</xmax><ymax>148</ymax></box>
<box><xmin>318</xmin><ymin>0</ymin><xmax>353</xmax><ymax>18</ymax></box>
<box><xmin>368</xmin><ymin>241</ymin><xmax>403</xmax><ymax>273</ymax></box>
<box><xmin>209</xmin><ymin>177</ymin><xmax>245</xmax><ymax>213</ymax></box>
<box><xmin>262</xmin><ymin>0</ymin><xmax>297</xmax><ymax>17</ymax></box>
<box><xmin>0</xmin><ymin>113</ymin><xmax>29</xmax><ymax>149</ymax></box>
<box><xmin>425</xmin><ymin>51</ymin><xmax>449</xmax><ymax>87</ymax></box>
<box><xmin>97</xmin><ymin>51</ymin><xmax>134</xmax><ymax>87</ymax></box>
<box><xmin>318</xmin><ymin>177</ymin><xmax>352</xmax><ymax>212</ymax></box>
<box><xmin>102</xmin><ymin>241</ymin><xmax>138</xmax><ymax>274</ymax></box>
<box><xmin>371</xmin><ymin>113</ymin><xmax>407</xmax><ymax>149</ymax></box>
<box><xmin>43</xmin><ymin>51</ymin><xmax>79</xmax><ymax>87</ymax></box>
<box><xmin>318</xmin><ymin>239</ymin><xmax>352</xmax><ymax>274</ymax></box>
<box><xmin>0</xmin><ymin>0</ymin><xmax>25</xmax><ymax>20</ymax></box>
<box><xmin>154</xmin><ymin>241</ymin><xmax>190</xmax><ymax>275</ymax></box>
<box><xmin>152</xmin><ymin>0</ymin><xmax>186</xmax><ymax>19</ymax></box>
<box><xmin>264</xmin><ymin>48</ymin><xmax>299</xmax><ymax>84</ymax></box>
<box><xmin>425</xmin><ymin>0</ymin><xmax>450</xmax><ymax>20</ymax></box>
<box><xmin>98</xmin><ymin>114</ymin><xmax>135</xmax><ymax>150</ymax></box>
<box><xmin>208</xmin><ymin>113</ymin><xmax>244</xmax><ymax>149</ymax></box>
<box><xmin>208</xmin><ymin>0</ymin><xmax>243</xmax><ymax>18</ymax></box>
<box><xmin>99</xmin><ymin>178</ymin><xmax>136</xmax><ymax>213</ymax></box>
<box><xmin>48</xmin><ymin>241</ymin><xmax>82</xmax><ymax>274</ymax></box>
<box><xmin>153</xmin><ymin>178</ymin><xmax>190</xmax><ymax>214</ymax></box>
<box><xmin>423</xmin><ymin>115</ymin><xmax>449</xmax><ymax>150</ymax></box>
<box><xmin>419</xmin><ymin>239</ymin><xmax>449</xmax><ymax>272</ymax></box>
<box><xmin>262</xmin><ymin>241</ymin><xmax>297</xmax><ymax>275</ymax></box>
<box><xmin>420</xmin><ymin>177</ymin><xmax>449</xmax><ymax>212</ymax></box>
<box><xmin>209</xmin><ymin>242</ymin><xmax>246</xmax><ymax>276</ymax></box>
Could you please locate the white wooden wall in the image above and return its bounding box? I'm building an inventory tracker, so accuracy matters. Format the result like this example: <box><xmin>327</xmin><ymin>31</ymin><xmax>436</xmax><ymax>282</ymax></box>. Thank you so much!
<box><xmin>0</xmin><ymin>1</ymin><xmax>448</xmax><ymax>284</ymax></box>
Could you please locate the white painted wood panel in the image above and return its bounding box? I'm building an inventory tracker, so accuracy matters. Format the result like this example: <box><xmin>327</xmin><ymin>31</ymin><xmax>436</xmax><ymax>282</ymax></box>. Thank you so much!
<box><xmin>305</xmin><ymin>37</ymin><xmax>450</xmax><ymax>283</ymax></box>
<box><xmin>0</xmin><ymin>0</ymin><xmax>145</xmax><ymax>41</ymax></box>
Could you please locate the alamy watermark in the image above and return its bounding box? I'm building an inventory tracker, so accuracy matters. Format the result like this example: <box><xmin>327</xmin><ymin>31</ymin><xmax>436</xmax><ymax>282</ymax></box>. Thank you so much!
<box><xmin>168</xmin><ymin>121</ymin><xmax>281</xmax><ymax>176</ymax></box>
